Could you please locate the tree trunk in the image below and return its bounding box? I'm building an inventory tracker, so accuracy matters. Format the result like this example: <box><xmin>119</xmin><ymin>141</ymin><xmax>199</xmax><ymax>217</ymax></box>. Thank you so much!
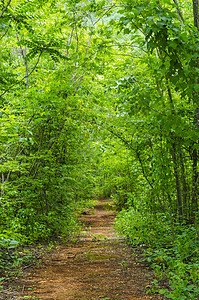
<box><xmin>171</xmin><ymin>142</ymin><xmax>183</xmax><ymax>217</ymax></box>
<box><xmin>193</xmin><ymin>0</ymin><xmax>199</xmax><ymax>29</ymax></box>
<box><xmin>191</xmin><ymin>148</ymin><xmax>198</xmax><ymax>219</ymax></box>
<box><xmin>179</xmin><ymin>150</ymin><xmax>189</xmax><ymax>220</ymax></box>
<box><xmin>192</xmin><ymin>0</ymin><xmax>199</xmax><ymax>220</ymax></box>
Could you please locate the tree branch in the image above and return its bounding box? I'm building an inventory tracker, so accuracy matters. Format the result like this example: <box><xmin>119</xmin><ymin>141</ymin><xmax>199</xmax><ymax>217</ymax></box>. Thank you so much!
<box><xmin>93</xmin><ymin>4</ymin><xmax>116</xmax><ymax>26</ymax></box>
<box><xmin>0</xmin><ymin>0</ymin><xmax>11</xmax><ymax>18</ymax></box>
<box><xmin>0</xmin><ymin>25</ymin><xmax>10</xmax><ymax>41</ymax></box>
<box><xmin>173</xmin><ymin>0</ymin><xmax>185</xmax><ymax>23</ymax></box>
<box><xmin>73</xmin><ymin>5</ymin><xmax>116</xmax><ymax>94</ymax></box>
<box><xmin>16</xmin><ymin>32</ymin><xmax>29</xmax><ymax>89</ymax></box>
<box><xmin>0</xmin><ymin>52</ymin><xmax>42</xmax><ymax>98</ymax></box>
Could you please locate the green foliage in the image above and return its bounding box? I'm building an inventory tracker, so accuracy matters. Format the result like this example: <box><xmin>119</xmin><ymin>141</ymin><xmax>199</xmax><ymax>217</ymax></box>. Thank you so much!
<box><xmin>0</xmin><ymin>0</ymin><xmax>198</xmax><ymax>297</ymax></box>
<box><xmin>0</xmin><ymin>0</ymin><xmax>104</xmax><ymax>276</ymax></box>
<box><xmin>0</xmin><ymin>234</ymin><xmax>56</xmax><ymax>287</ymax></box>
<box><xmin>116</xmin><ymin>208</ymin><xmax>199</xmax><ymax>299</ymax></box>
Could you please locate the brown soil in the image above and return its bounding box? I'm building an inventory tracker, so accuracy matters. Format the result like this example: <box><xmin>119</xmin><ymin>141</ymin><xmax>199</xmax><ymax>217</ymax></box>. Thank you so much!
<box><xmin>5</xmin><ymin>199</ymin><xmax>165</xmax><ymax>299</ymax></box>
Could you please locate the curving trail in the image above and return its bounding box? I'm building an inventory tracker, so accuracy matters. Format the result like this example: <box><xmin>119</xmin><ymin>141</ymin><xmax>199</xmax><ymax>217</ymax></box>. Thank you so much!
<box><xmin>19</xmin><ymin>199</ymin><xmax>163</xmax><ymax>299</ymax></box>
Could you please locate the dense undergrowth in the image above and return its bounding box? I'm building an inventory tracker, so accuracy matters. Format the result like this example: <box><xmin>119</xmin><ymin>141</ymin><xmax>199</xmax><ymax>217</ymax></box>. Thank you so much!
<box><xmin>0</xmin><ymin>197</ymin><xmax>94</xmax><ymax>292</ymax></box>
<box><xmin>115</xmin><ymin>207</ymin><xmax>199</xmax><ymax>300</ymax></box>
<box><xmin>0</xmin><ymin>238</ymin><xmax>53</xmax><ymax>280</ymax></box>
<box><xmin>0</xmin><ymin>0</ymin><xmax>199</xmax><ymax>298</ymax></box>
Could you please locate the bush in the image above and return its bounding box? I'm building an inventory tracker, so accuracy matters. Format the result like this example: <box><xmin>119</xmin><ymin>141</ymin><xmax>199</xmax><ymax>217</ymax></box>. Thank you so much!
<box><xmin>115</xmin><ymin>207</ymin><xmax>199</xmax><ymax>299</ymax></box>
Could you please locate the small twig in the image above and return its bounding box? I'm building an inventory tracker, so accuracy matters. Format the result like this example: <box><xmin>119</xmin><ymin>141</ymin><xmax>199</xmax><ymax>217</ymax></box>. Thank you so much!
<box><xmin>93</xmin><ymin>4</ymin><xmax>116</xmax><ymax>26</ymax></box>
<box><xmin>16</xmin><ymin>32</ymin><xmax>29</xmax><ymax>89</ymax></box>
<box><xmin>172</xmin><ymin>0</ymin><xmax>185</xmax><ymax>23</ymax></box>
<box><xmin>0</xmin><ymin>52</ymin><xmax>42</xmax><ymax>98</ymax></box>
<box><xmin>74</xmin><ymin>35</ymin><xmax>92</xmax><ymax>94</ymax></box>
<box><xmin>0</xmin><ymin>25</ymin><xmax>10</xmax><ymax>41</ymax></box>
<box><xmin>22</xmin><ymin>265</ymin><xmax>32</xmax><ymax>270</ymax></box>
<box><xmin>0</xmin><ymin>0</ymin><xmax>11</xmax><ymax>18</ymax></box>
<box><xmin>66</xmin><ymin>27</ymin><xmax>75</xmax><ymax>58</ymax></box>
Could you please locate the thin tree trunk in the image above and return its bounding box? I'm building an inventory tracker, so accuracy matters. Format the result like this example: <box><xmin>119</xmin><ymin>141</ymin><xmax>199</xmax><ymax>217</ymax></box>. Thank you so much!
<box><xmin>191</xmin><ymin>0</ymin><xmax>199</xmax><ymax>220</ymax></box>
<box><xmin>193</xmin><ymin>0</ymin><xmax>199</xmax><ymax>29</ymax></box>
<box><xmin>171</xmin><ymin>142</ymin><xmax>183</xmax><ymax>217</ymax></box>
<box><xmin>166</xmin><ymin>77</ymin><xmax>183</xmax><ymax>217</ymax></box>
<box><xmin>1</xmin><ymin>172</ymin><xmax>4</xmax><ymax>197</ymax></box>
<box><xmin>179</xmin><ymin>150</ymin><xmax>188</xmax><ymax>220</ymax></box>
<box><xmin>191</xmin><ymin>148</ymin><xmax>198</xmax><ymax>218</ymax></box>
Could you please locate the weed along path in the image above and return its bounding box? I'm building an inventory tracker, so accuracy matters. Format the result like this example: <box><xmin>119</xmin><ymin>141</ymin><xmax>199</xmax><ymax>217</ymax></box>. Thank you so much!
<box><xmin>19</xmin><ymin>199</ymin><xmax>164</xmax><ymax>299</ymax></box>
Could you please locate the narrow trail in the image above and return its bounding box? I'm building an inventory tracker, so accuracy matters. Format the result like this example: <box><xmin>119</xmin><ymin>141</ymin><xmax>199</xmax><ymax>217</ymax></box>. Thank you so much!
<box><xmin>18</xmin><ymin>199</ymin><xmax>163</xmax><ymax>299</ymax></box>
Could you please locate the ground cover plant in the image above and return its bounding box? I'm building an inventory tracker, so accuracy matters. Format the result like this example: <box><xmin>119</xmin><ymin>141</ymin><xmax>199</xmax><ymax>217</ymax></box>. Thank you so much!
<box><xmin>0</xmin><ymin>0</ymin><xmax>198</xmax><ymax>298</ymax></box>
<box><xmin>115</xmin><ymin>207</ymin><xmax>199</xmax><ymax>299</ymax></box>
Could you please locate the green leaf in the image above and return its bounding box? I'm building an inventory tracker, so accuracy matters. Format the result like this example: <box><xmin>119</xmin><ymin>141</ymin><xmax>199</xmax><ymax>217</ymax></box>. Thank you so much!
<box><xmin>159</xmin><ymin>289</ymin><xmax>168</xmax><ymax>294</ymax></box>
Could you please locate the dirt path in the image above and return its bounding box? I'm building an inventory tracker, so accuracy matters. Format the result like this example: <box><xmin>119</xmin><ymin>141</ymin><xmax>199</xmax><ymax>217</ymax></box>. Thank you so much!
<box><xmin>16</xmin><ymin>199</ymin><xmax>163</xmax><ymax>299</ymax></box>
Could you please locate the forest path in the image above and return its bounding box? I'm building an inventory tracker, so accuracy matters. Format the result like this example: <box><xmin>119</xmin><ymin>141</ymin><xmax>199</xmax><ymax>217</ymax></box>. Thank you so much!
<box><xmin>19</xmin><ymin>199</ymin><xmax>163</xmax><ymax>300</ymax></box>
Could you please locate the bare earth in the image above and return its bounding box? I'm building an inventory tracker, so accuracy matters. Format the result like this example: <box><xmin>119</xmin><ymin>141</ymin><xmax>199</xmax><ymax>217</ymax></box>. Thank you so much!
<box><xmin>10</xmin><ymin>199</ymin><xmax>164</xmax><ymax>299</ymax></box>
